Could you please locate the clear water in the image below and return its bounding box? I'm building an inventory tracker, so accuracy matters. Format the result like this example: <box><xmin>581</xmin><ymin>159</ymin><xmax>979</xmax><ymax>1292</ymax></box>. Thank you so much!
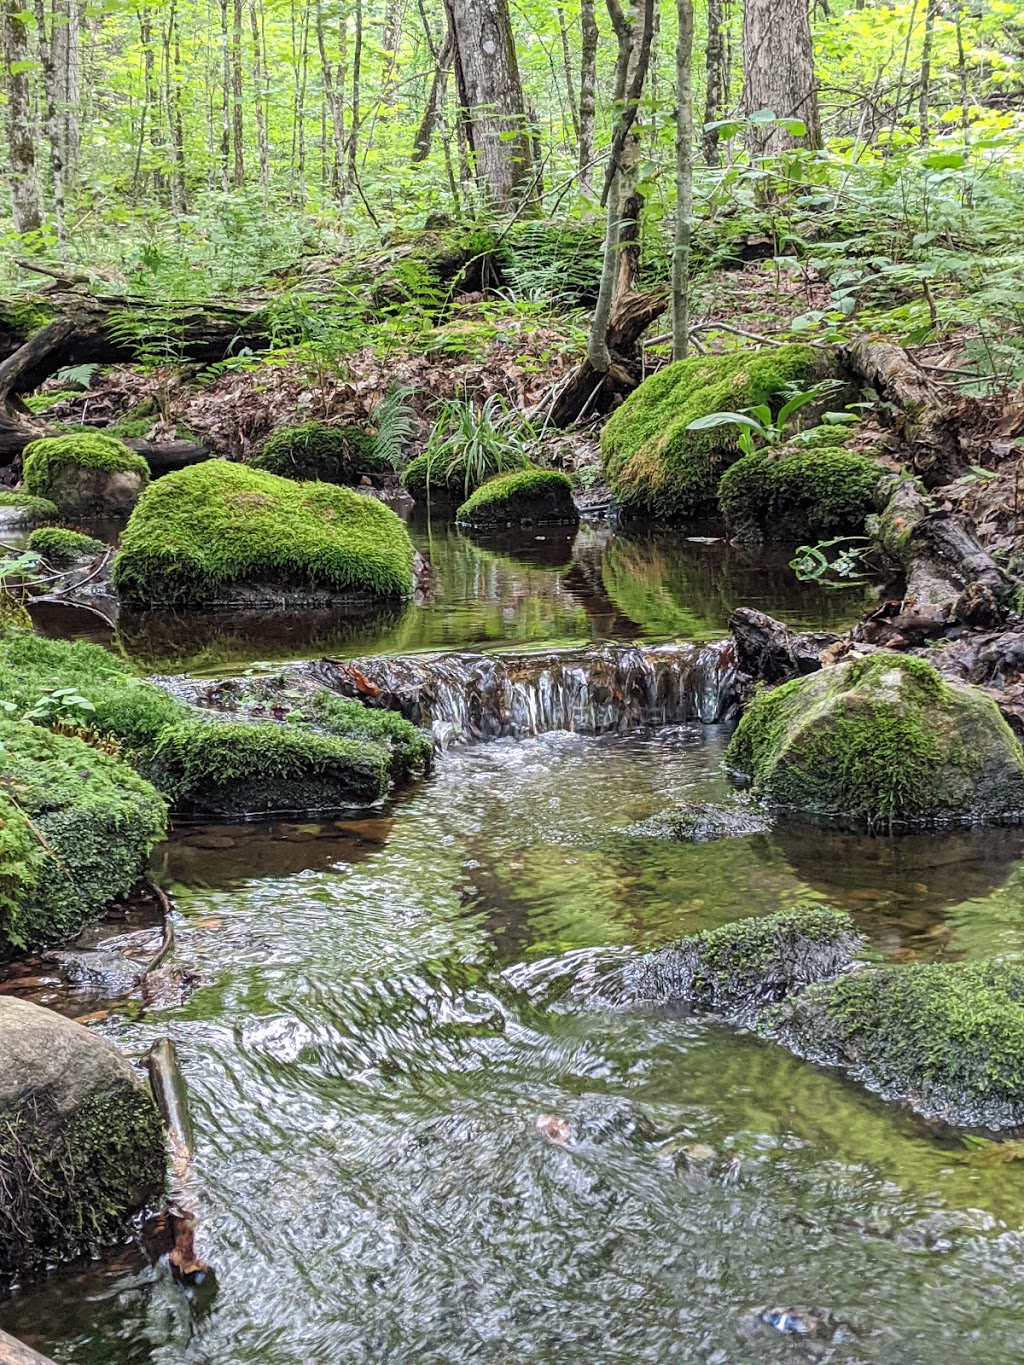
<box><xmin>7</xmin><ymin>727</ymin><xmax>1024</xmax><ymax>1363</ymax></box>
<box><xmin>9</xmin><ymin>525</ymin><xmax>1024</xmax><ymax>1363</ymax></box>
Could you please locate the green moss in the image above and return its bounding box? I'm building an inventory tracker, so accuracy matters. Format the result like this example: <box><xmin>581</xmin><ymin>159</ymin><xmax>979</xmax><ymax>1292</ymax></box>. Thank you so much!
<box><xmin>718</xmin><ymin>444</ymin><xmax>883</xmax><ymax>540</ymax></box>
<box><xmin>600</xmin><ymin>345</ymin><xmax>825</xmax><ymax>520</ymax></box>
<box><xmin>768</xmin><ymin>959</ymin><xmax>1024</xmax><ymax>1128</ymax></box>
<box><xmin>0</xmin><ymin>491</ymin><xmax>57</xmax><ymax>522</ymax></box>
<box><xmin>0</xmin><ymin>1079</ymin><xmax>164</xmax><ymax>1278</ymax></box>
<box><xmin>26</xmin><ymin>527</ymin><xmax>107</xmax><ymax>564</ymax></box>
<box><xmin>112</xmin><ymin>461</ymin><xmax>414</xmax><ymax>608</ymax></box>
<box><xmin>402</xmin><ymin>449</ymin><xmax>531</xmax><ymax>504</ymax></box>
<box><xmin>251</xmin><ymin>420</ymin><xmax>379</xmax><ymax>483</ymax></box>
<box><xmin>307</xmin><ymin>690</ymin><xmax>433</xmax><ymax>781</ymax></box>
<box><xmin>22</xmin><ymin>389</ymin><xmax>82</xmax><ymax>414</ymax></box>
<box><xmin>22</xmin><ymin>433</ymin><xmax>150</xmax><ymax>513</ymax></box>
<box><xmin>456</xmin><ymin>468</ymin><xmax>578</xmax><ymax>526</ymax></box>
<box><xmin>0</xmin><ymin>717</ymin><xmax>167</xmax><ymax>954</ymax></box>
<box><xmin>727</xmin><ymin>652</ymin><xmax>1024</xmax><ymax>825</ymax></box>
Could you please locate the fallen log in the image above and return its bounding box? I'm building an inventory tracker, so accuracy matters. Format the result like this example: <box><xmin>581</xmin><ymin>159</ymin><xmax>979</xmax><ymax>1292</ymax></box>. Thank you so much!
<box><xmin>0</xmin><ymin>1331</ymin><xmax>60</xmax><ymax>1365</ymax></box>
<box><xmin>729</xmin><ymin>607</ymin><xmax>839</xmax><ymax>683</ymax></box>
<box><xmin>0</xmin><ymin>411</ymin><xmax>210</xmax><ymax>473</ymax></box>
<box><xmin>144</xmin><ymin>1037</ymin><xmax>211</xmax><ymax>1282</ymax></box>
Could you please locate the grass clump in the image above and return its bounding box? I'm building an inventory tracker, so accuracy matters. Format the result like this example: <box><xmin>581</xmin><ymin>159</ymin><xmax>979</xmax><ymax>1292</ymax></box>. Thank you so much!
<box><xmin>727</xmin><ymin>652</ymin><xmax>1024</xmax><ymax>825</ymax></box>
<box><xmin>456</xmin><ymin>468</ymin><xmax>578</xmax><ymax>526</ymax></box>
<box><xmin>402</xmin><ymin>394</ymin><xmax>532</xmax><ymax>505</ymax></box>
<box><xmin>250</xmin><ymin>420</ymin><xmax>378</xmax><ymax>483</ymax></box>
<box><xmin>600</xmin><ymin>345</ymin><xmax>824</xmax><ymax>520</ymax></box>
<box><xmin>112</xmin><ymin>461</ymin><xmax>414</xmax><ymax>608</ymax></box>
<box><xmin>0</xmin><ymin>717</ymin><xmax>167</xmax><ymax>954</ymax></box>
<box><xmin>22</xmin><ymin>433</ymin><xmax>149</xmax><ymax>513</ymax></box>
<box><xmin>718</xmin><ymin>443</ymin><xmax>883</xmax><ymax>541</ymax></box>
<box><xmin>0</xmin><ymin>491</ymin><xmax>57</xmax><ymax>522</ymax></box>
<box><xmin>26</xmin><ymin>527</ymin><xmax>107</xmax><ymax>564</ymax></box>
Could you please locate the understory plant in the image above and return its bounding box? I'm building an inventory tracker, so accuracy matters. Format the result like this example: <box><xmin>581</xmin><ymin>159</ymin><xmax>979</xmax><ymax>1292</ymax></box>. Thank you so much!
<box><xmin>403</xmin><ymin>394</ymin><xmax>536</xmax><ymax>504</ymax></box>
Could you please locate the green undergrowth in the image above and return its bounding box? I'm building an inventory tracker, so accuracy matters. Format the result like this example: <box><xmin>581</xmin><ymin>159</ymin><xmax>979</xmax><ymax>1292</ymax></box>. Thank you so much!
<box><xmin>26</xmin><ymin>527</ymin><xmax>107</xmax><ymax>563</ymax></box>
<box><xmin>21</xmin><ymin>433</ymin><xmax>149</xmax><ymax>509</ymax></box>
<box><xmin>456</xmin><ymin>468</ymin><xmax>577</xmax><ymax>526</ymax></box>
<box><xmin>112</xmin><ymin>461</ymin><xmax>414</xmax><ymax>608</ymax></box>
<box><xmin>250</xmin><ymin>420</ymin><xmax>378</xmax><ymax>483</ymax></box>
<box><xmin>600</xmin><ymin>344</ymin><xmax>826</xmax><ymax>520</ymax></box>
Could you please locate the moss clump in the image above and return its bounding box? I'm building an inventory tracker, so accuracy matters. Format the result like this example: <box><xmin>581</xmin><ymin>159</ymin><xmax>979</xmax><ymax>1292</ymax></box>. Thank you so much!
<box><xmin>0</xmin><ymin>631</ymin><xmax>430</xmax><ymax>817</ymax></box>
<box><xmin>26</xmin><ymin>527</ymin><xmax>107</xmax><ymax>564</ymax></box>
<box><xmin>456</xmin><ymin>468</ymin><xmax>578</xmax><ymax>527</ymax></box>
<box><xmin>622</xmin><ymin>907</ymin><xmax>859</xmax><ymax>1014</ymax></box>
<box><xmin>717</xmin><ymin>443</ymin><xmax>883</xmax><ymax>541</ymax></box>
<box><xmin>727</xmin><ymin>652</ymin><xmax>1024</xmax><ymax>826</ymax></box>
<box><xmin>0</xmin><ymin>717</ymin><xmax>167</xmax><ymax>954</ymax></box>
<box><xmin>22</xmin><ymin>389</ymin><xmax>82</xmax><ymax>414</ymax></box>
<box><xmin>402</xmin><ymin>450</ymin><xmax>531</xmax><ymax>505</ymax></box>
<box><xmin>22</xmin><ymin>433</ymin><xmax>150</xmax><ymax>514</ymax></box>
<box><xmin>0</xmin><ymin>491</ymin><xmax>57</xmax><ymax>523</ymax></box>
<box><xmin>112</xmin><ymin>461</ymin><xmax>414</xmax><ymax>608</ymax></box>
<box><xmin>600</xmin><ymin>345</ymin><xmax>824</xmax><ymax>520</ymax></box>
<box><xmin>768</xmin><ymin>959</ymin><xmax>1024</xmax><ymax>1128</ymax></box>
<box><xmin>251</xmin><ymin>420</ymin><xmax>378</xmax><ymax>484</ymax></box>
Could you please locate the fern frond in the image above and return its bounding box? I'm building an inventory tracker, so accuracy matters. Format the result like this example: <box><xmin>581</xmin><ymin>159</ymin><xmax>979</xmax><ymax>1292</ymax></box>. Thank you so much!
<box><xmin>370</xmin><ymin>382</ymin><xmax>417</xmax><ymax>471</ymax></box>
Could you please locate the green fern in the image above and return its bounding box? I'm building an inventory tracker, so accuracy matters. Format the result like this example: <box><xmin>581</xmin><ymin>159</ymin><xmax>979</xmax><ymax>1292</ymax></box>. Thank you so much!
<box><xmin>369</xmin><ymin>383</ymin><xmax>416</xmax><ymax>471</ymax></box>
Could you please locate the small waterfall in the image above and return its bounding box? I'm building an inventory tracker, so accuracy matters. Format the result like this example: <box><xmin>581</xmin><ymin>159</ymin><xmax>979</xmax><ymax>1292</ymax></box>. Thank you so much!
<box><xmin>310</xmin><ymin>641</ymin><xmax>737</xmax><ymax>746</ymax></box>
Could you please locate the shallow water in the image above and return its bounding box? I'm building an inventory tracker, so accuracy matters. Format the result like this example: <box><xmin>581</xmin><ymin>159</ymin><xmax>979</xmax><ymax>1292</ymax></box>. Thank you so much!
<box><xmin>7</xmin><ymin>725</ymin><xmax>1024</xmax><ymax>1363</ymax></box>
<box><xmin>28</xmin><ymin>521</ymin><xmax>876</xmax><ymax>673</ymax></box>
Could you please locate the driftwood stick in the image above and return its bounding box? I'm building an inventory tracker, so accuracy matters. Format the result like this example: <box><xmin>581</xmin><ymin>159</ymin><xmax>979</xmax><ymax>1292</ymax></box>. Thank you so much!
<box><xmin>0</xmin><ymin>1331</ymin><xmax>60</xmax><ymax>1365</ymax></box>
<box><xmin>144</xmin><ymin>1037</ymin><xmax>209</xmax><ymax>1281</ymax></box>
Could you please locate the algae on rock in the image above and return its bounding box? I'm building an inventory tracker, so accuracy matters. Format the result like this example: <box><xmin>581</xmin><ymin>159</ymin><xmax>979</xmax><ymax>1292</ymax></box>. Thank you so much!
<box><xmin>22</xmin><ymin>432</ymin><xmax>150</xmax><ymax>516</ymax></box>
<box><xmin>112</xmin><ymin>460</ymin><xmax>414</xmax><ymax>608</ymax></box>
<box><xmin>727</xmin><ymin>652</ymin><xmax>1024</xmax><ymax>826</ymax></box>
<box><xmin>600</xmin><ymin>344</ymin><xmax>827</xmax><ymax>519</ymax></box>
<box><xmin>456</xmin><ymin>469</ymin><xmax>578</xmax><ymax>527</ymax></box>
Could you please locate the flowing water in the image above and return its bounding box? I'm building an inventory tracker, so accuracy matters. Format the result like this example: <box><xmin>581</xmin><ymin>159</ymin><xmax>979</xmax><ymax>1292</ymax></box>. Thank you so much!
<box><xmin>10</xmin><ymin>526</ymin><xmax>1024</xmax><ymax>1362</ymax></box>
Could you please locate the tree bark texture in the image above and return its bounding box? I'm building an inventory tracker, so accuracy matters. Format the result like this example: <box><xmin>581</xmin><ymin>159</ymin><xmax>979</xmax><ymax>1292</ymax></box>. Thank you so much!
<box><xmin>701</xmin><ymin>0</ymin><xmax>728</xmax><ymax>165</ymax></box>
<box><xmin>3</xmin><ymin>0</ymin><xmax>43</xmax><ymax>234</ymax></box>
<box><xmin>741</xmin><ymin>0</ymin><xmax>822</xmax><ymax>157</ymax></box>
<box><xmin>444</xmin><ymin>0</ymin><xmax>533</xmax><ymax>207</ymax></box>
<box><xmin>671</xmin><ymin>0</ymin><xmax>694</xmax><ymax>361</ymax></box>
<box><xmin>578</xmin><ymin>0</ymin><xmax>598</xmax><ymax>194</ymax></box>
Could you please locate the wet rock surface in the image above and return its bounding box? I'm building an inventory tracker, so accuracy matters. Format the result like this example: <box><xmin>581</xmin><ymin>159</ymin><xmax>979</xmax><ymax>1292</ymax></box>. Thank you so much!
<box><xmin>620</xmin><ymin>798</ymin><xmax>772</xmax><ymax>842</ymax></box>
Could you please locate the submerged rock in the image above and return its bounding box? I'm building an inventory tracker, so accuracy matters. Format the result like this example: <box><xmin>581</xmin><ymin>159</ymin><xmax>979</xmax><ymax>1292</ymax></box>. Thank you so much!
<box><xmin>456</xmin><ymin>468</ymin><xmax>579</xmax><ymax>528</ymax></box>
<box><xmin>621</xmin><ymin>799</ymin><xmax>772</xmax><ymax>842</ymax></box>
<box><xmin>0</xmin><ymin>491</ymin><xmax>57</xmax><ymax>528</ymax></box>
<box><xmin>22</xmin><ymin>432</ymin><xmax>149</xmax><ymax>517</ymax></box>
<box><xmin>727</xmin><ymin>651</ymin><xmax>1024</xmax><ymax>826</ymax></box>
<box><xmin>0</xmin><ymin>997</ymin><xmax>164</xmax><ymax>1279</ymax></box>
<box><xmin>112</xmin><ymin>461</ymin><xmax>415</xmax><ymax>609</ymax></box>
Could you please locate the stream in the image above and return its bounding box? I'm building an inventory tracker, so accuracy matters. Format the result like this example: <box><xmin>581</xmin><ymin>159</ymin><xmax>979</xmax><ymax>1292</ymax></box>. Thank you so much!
<box><xmin>7</xmin><ymin>523</ymin><xmax>1024</xmax><ymax>1362</ymax></box>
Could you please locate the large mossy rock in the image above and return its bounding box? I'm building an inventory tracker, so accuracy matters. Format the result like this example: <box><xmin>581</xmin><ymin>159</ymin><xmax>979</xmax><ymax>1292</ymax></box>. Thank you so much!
<box><xmin>112</xmin><ymin>461</ymin><xmax>414</xmax><ymax>608</ymax></box>
<box><xmin>0</xmin><ymin>997</ymin><xmax>164</xmax><ymax>1278</ymax></box>
<box><xmin>22</xmin><ymin>433</ymin><xmax>150</xmax><ymax>517</ymax></box>
<box><xmin>717</xmin><ymin>436</ymin><xmax>883</xmax><ymax>541</ymax></box>
<box><xmin>727</xmin><ymin>652</ymin><xmax>1024</xmax><ymax>826</ymax></box>
<box><xmin>250</xmin><ymin>420</ymin><xmax>378</xmax><ymax>484</ymax></box>
<box><xmin>456</xmin><ymin>468</ymin><xmax>578</xmax><ymax>527</ymax></box>
<box><xmin>0</xmin><ymin>631</ymin><xmax>430</xmax><ymax>821</ymax></box>
<box><xmin>600</xmin><ymin>344</ymin><xmax>826</xmax><ymax>520</ymax></box>
<box><xmin>768</xmin><ymin>959</ymin><xmax>1024</xmax><ymax>1129</ymax></box>
<box><xmin>0</xmin><ymin>717</ymin><xmax>167</xmax><ymax>956</ymax></box>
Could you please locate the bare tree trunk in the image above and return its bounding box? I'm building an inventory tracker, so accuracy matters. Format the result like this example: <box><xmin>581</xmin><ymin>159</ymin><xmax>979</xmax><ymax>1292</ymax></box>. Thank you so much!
<box><xmin>51</xmin><ymin>0</ymin><xmax>80</xmax><ymax>177</ymax></box>
<box><xmin>444</xmin><ymin>0</ymin><xmax>534</xmax><ymax>207</ymax></box>
<box><xmin>219</xmin><ymin>0</ymin><xmax>231</xmax><ymax>190</ymax></box>
<box><xmin>381</xmin><ymin>0</ymin><xmax>402</xmax><ymax>104</ymax></box>
<box><xmin>578</xmin><ymin>0</ymin><xmax>598</xmax><ymax>194</ymax></box>
<box><xmin>918</xmin><ymin>0</ymin><xmax>936</xmax><ymax>147</ymax></box>
<box><xmin>316</xmin><ymin>0</ymin><xmax>347</xmax><ymax>191</ymax></box>
<box><xmin>3</xmin><ymin>0</ymin><xmax>43</xmax><ymax>234</ymax></box>
<box><xmin>231</xmin><ymin>0</ymin><xmax>244</xmax><ymax>183</ymax></box>
<box><xmin>411</xmin><ymin>28</ymin><xmax>451</xmax><ymax>162</ymax></box>
<box><xmin>557</xmin><ymin>5</ymin><xmax>580</xmax><ymax>143</ymax></box>
<box><xmin>248</xmin><ymin>0</ymin><xmax>268</xmax><ymax>193</ymax></box>
<box><xmin>672</xmin><ymin>0</ymin><xmax>694</xmax><ymax>361</ymax></box>
<box><xmin>742</xmin><ymin>0</ymin><xmax>821</xmax><ymax>158</ymax></box>
<box><xmin>345</xmin><ymin>0</ymin><xmax>362</xmax><ymax>197</ymax></box>
<box><xmin>33</xmin><ymin>0</ymin><xmax>67</xmax><ymax>258</ymax></box>
<box><xmin>163</xmin><ymin>0</ymin><xmax>188</xmax><ymax>213</ymax></box>
<box><xmin>701</xmin><ymin>0</ymin><xmax>728</xmax><ymax>165</ymax></box>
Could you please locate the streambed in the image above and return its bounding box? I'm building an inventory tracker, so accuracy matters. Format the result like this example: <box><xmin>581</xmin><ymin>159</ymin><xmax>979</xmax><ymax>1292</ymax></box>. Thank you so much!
<box><xmin>5</xmin><ymin>526</ymin><xmax>1024</xmax><ymax>1362</ymax></box>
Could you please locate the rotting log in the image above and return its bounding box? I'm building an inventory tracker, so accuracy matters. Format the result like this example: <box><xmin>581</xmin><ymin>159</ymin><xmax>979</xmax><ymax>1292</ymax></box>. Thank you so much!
<box><xmin>0</xmin><ymin>412</ymin><xmax>211</xmax><ymax>472</ymax></box>
<box><xmin>0</xmin><ymin>1331</ymin><xmax>60</xmax><ymax>1365</ymax></box>
<box><xmin>144</xmin><ymin>1037</ymin><xmax>211</xmax><ymax>1282</ymax></box>
<box><xmin>729</xmin><ymin>607</ymin><xmax>839</xmax><ymax>683</ymax></box>
<box><xmin>840</xmin><ymin>337</ymin><xmax>964</xmax><ymax>486</ymax></box>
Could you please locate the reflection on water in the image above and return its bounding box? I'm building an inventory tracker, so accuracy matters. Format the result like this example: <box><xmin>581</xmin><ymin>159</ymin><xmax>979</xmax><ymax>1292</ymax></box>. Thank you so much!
<box><xmin>39</xmin><ymin>522</ymin><xmax>876</xmax><ymax>674</ymax></box>
<box><xmin>7</xmin><ymin>729</ymin><xmax>1024</xmax><ymax>1363</ymax></box>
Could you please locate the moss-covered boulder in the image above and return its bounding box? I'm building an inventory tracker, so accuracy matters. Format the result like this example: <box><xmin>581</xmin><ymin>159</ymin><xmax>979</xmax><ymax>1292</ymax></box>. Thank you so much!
<box><xmin>0</xmin><ymin>717</ymin><xmax>167</xmax><ymax>955</ymax></box>
<box><xmin>0</xmin><ymin>997</ymin><xmax>164</xmax><ymax>1279</ymax></box>
<box><xmin>600</xmin><ymin>345</ymin><xmax>826</xmax><ymax>520</ymax></box>
<box><xmin>0</xmin><ymin>490</ymin><xmax>57</xmax><ymax>528</ymax></box>
<box><xmin>0</xmin><ymin>631</ymin><xmax>430</xmax><ymax>819</ymax></box>
<box><xmin>717</xmin><ymin>441</ymin><xmax>883</xmax><ymax>541</ymax></box>
<box><xmin>727</xmin><ymin>652</ymin><xmax>1024</xmax><ymax>826</ymax></box>
<box><xmin>22</xmin><ymin>433</ymin><xmax>150</xmax><ymax>517</ymax></box>
<box><xmin>250</xmin><ymin>420</ymin><xmax>378</xmax><ymax>484</ymax></box>
<box><xmin>26</xmin><ymin>526</ymin><xmax>107</xmax><ymax>565</ymax></box>
<box><xmin>112</xmin><ymin>461</ymin><xmax>414</xmax><ymax>609</ymax></box>
<box><xmin>456</xmin><ymin>468</ymin><xmax>578</xmax><ymax>527</ymax></box>
<box><xmin>618</xmin><ymin>907</ymin><xmax>859</xmax><ymax>1013</ymax></box>
<box><xmin>768</xmin><ymin>959</ymin><xmax>1024</xmax><ymax>1129</ymax></box>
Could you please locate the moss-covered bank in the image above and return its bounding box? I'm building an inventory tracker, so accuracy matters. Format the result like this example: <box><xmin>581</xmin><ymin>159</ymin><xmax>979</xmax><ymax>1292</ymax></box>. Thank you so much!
<box><xmin>112</xmin><ymin>461</ymin><xmax>414</xmax><ymax>608</ymax></box>
<box><xmin>727</xmin><ymin>652</ymin><xmax>1024</xmax><ymax>826</ymax></box>
<box><xmin>250</xmin><ymin>420</ymin><xmax>378</xmax><ymax>484</ymax></box>
<box><xmin>22</xmin><ymin>433</ymin><xmax>150</xmax><ymax>516</ymax></box>
<box><xmin>600</xmin><ymin>344</ymin><xmax>826</xmax><ymax>520</ymax></box>
<box><xmin>0</xmin><ymin>997</ymin><xmax>164</xmax><ymax>1279</ymax></box>
<box><xmin>456</xmin><ymin>469</ymin><xmax>578</xmax><ymax>527</ymax></box>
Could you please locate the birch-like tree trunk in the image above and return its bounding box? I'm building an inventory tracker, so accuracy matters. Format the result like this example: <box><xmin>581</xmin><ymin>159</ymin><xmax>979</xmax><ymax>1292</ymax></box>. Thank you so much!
<box><xmin>578</xmin><ymin>0</ymin><xmax>598</xmax><ymax>194</ymax></box>
<box><xmin>444</xmin><ymin>0</ymin><xmax>533</xmax><ymax>207</ymax></box>
<box><xmin>249</xmin><ymin>0</ymin><xmax>269</xmax><ymax>193</ymax></box>
<box><xmin>34</xmin><ymin>0</ymin><xmax>67</xmax><ymax>256</ymax></box>
<box><xmin>742</xmin><ymin>0</ymin><xmax>821</xmax><ymax>158</ymax></box>
<box><xmin>672</xmin><ymin>0</ymin><xmax>694</xmax><ymax>360</ymax></box>
<box><xmin>919</xmin><ymin>0</ymin><xmax>937</xmax><ymax>147</ymax></box>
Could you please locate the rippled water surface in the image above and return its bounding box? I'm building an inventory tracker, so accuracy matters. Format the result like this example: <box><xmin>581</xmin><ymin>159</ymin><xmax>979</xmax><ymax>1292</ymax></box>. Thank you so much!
<box><xmin>6</xmin><ymin>725</ymin><xmax>1024</xmax><ymax>1363</ymax></box>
